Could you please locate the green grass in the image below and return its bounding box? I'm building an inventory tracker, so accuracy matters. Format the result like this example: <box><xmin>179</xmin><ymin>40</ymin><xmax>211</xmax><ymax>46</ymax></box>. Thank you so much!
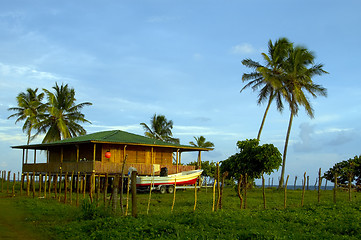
<box><xmin>1</xmin><ymin>186</ymin><xmax>361</xmax><ymax>239</ymax></box>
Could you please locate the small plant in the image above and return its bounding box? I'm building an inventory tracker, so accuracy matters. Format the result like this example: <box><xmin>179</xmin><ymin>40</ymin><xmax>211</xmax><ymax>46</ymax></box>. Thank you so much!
<box><xmin>80</xmin><ymin>199</ymin><xmax>112</xmax><ymax>220</ymax></box>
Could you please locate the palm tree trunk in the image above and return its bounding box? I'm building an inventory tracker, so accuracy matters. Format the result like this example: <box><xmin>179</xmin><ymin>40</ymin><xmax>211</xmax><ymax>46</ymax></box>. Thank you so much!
<box><xmin>279</xmin><ymin>110</ymin><xmax>294</xmax><ymax>188</ymax></box>
<box><xmin>257</xmin><ymin>95</ymin><xmax>273</xmax><ymax>141</ymax></box>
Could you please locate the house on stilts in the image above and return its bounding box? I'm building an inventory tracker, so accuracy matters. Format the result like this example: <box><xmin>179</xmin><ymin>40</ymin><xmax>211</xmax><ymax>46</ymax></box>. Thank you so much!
<box><xmin>12</xmin><ymin>130</ymin><xmax>213</xmax><ymax>177</ymax></box>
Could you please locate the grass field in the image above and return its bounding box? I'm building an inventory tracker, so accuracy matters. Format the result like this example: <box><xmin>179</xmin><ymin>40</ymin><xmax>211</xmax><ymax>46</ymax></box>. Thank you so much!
<box><xmin>1</xmin><ymin>185</ymin><xmax>361</xmax><ymax>239</ymax></box>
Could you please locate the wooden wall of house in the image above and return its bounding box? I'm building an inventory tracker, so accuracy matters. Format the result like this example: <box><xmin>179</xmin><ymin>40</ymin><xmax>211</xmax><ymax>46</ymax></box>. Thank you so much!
<box><xmin>101</xmin><ymin>144</ymin><xmax>173</xmax><ymax>165</ymax></box>
<box><xmin>49</xmin><ymin>143</ymin><xmax>102</xmax><ymax>162</ymax></box>
<box><xmin>48</xmin><ymin>143</ymin><xmax>173</xmax><ymax>165</ymax></box>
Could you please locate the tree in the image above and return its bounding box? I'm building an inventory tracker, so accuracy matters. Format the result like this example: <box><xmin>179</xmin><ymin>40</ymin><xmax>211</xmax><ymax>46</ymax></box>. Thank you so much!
<box><xmin>34</xmin><ymin>82</ymin><xmax>92</xmax><ymax>143</ymax></box>
<box><xmin>189</xmin><ymin>136</ymin><xmax>214</xmax><ymax>148</ymax></box>
<box><xmin>278</xmin><ymin>45</ymin><xmax>328</xmax><ymax>188</ymax></box>
<box><xmin>220</xmin><ymin>139</ymin><xmax>282</xmax><ymax>182</ymax></box>
<box><xmin>140</xmin><ymin>113</ymin><xmax>179</xmax><ymax>144</ymax></box>
<box><xmin>8</xmin><ymin>88</ymin><xmax>45</xmax><ymax>145</ymax></box>
<box><xmin>187</xmin><ymin>160</ymin><xmax>217</xmax><ymax>178</ymax></box>
<box><xmin>323</xmin><ymin>155</ymin><xmax>361</xmax><ymax>185</ymax></box>
<box><xmin>241</xmin><ymin>38</ymin><xmax>292</xmax><ymax>140</ymax></box>
<box><xmin>189</xmin><ymin>136</ymin><xmax>214</xmax><ymax>168</ymax></box>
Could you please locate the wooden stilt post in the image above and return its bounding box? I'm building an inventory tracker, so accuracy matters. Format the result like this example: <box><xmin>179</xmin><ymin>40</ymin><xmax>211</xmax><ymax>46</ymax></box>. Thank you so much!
<box><xmin>20</xmin><ymin>173</ymin><xmax>24</xmax><ymax>196</ymax></box>
<box><xmin>131</xmin><ymin>171</ymin><xmax>137</xmax><ymax>218</ymax></box>
<box><xmin>70</xmin><ymin>171</ymin><xmax>74</xmax><ymax>205</ymax></box>
<box><xmin>39</xmin><ymin>173</ymin><xmax>42</xmax><ymax>197</ymax></box>
<box><xmin>32</xmin><ymin>172</ymin><xmax>35</xmax><ymax>198</ymax></box>
<box><xmin>48</xmin><ymin>172</ymin><xmax>51</xmax><ymax>197</ymax></box>
<box><xmin>104</xmin><ymin>173</ymin><xmax>108</xmax><ymax>206</ymax></box>
<box><xmin>54</xmin><ymin>174</ymin><xmax>58</xmax><ymax>199</ymax></box>
<box><xmin>26</xmin><ymin>173</ymin><xmax>30</xmax><ymax>196</ymax></box>
<box><xmin>120</xmin><ymin>155</ymin><xmax>128</xmax><ymax>214</ymax></box>
<box><xmin>64</xmin><ymin>172</ymin><xmax>68</xmax><ymax>203</ymax></box>
<box><xmin>83</xmin><ymin>174</ymin><xmax>86</xmax><ymax>199</ymax></box>
<box><xmin>44</xmin><ymin>173</ymin><xmax>47</xmax><ymax>198</ymax></box>
<box><xmin>76</xmin><ymin>172</ymin><xmax>80</xmax><ymax>206</ymax></box>
<box><xmin>90</xmin><ymin>172</ymin><xmax>95</xmax><ymax>203</ymax></box>
<box><xmin>97</xmin><ymin>174</ymin><xmax>100</xmax><ymax>204</ymax></box>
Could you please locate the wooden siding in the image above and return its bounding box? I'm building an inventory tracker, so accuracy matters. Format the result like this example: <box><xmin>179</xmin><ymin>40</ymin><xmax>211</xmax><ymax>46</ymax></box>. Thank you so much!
<box><xmin>22</xmin><ymin>162</ymin><xmax>195</xmax><ymax>175</ymax></box>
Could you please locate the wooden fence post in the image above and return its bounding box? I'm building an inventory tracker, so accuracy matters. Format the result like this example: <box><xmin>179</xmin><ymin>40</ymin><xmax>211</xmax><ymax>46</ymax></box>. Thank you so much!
<box><xmin>171</xmin><ymin>178</ymin><xmax>177</xmax><ymax>213</ymax></box>
<box><xmin>284</xmin><ymin>175</ymin><xmax>289</xmax><ymax>209</ymax></box>
<box><xmin>131</xmin><ymin>171</ymin><xmax>138</xmax><ymax>217</ymax></box>
<box><xmin>131</xmin><ymin>171</ymin><xmax>138</xmax><ymax>218</ymax></box>
<box><xmin>301</xmin><ymin>172</ymin><xmax>306</xmax><ymax>207</ymax></box>
<box><xmin>237</xmin><ymin>175</ymin><xmax>243</xmax><ymax>210</ymax></box>
<box><xmin>306</xmin><ymin>176</ymin><xmax>309</xmax><ymax>190</ymax></box>
<box><xmin>348</xmin><ymin>174</ymin><xmax>352</xmax><ymax>202</ymax></box>
<box><xmin>294</xmin><ymin>176</ymin><xmax>297</xmax><ymax>190</ymax></box>
<box><xmin>333</xmin><ymin>173</ymin><xmax>337</xmax><ymax>203</ymax></box>
<box><xmin>7</xmin><ymin>171</ymin><xmax>11</xmax><ymax>193</ymax></box>
<box><xmin>193</xmin><ymin>177</ymin><xmax>198</xmax><ymax>212</ymax></box>
<box><xmin>318</xmin><ymin>168</ymin><xmax>322</xmax><ymax>203</ymax></box>
<box><xmin>112</xmin><ymin>174</ymin><xmax>119</xmax><ymax>212</ymax></box>
<box><xmin>244</xmin><ymin>173</ymin><xmax>248</xmax><ymax>209</ymax></box>
<box><xmin>212</xmin><ymin>179</ymin><xmax>217</xmax><ymax>212</ymax></box>
<box><xmin>215</xmin><ymin>162</ymin><xmax>220</xmax><ymax>211</ymax></box>
<box><xmin>125</xmin><ymin>174</ymin><xmax>130</xmax><ymax>216</ymax></box>
<box><xmin>12</xmin><ymin>173</ymin><xmax>16</xmax><ymax>197</ymax></box>
<box><xmin>262</xmin><ymin>174</ymin><xmax>266</xmax><ymax>209</ymax></box>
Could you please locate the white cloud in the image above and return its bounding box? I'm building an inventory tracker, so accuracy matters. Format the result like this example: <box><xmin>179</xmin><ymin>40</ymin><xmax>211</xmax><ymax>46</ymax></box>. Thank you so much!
<box><xmin>231</xmin><ymin>43</ymin><xmax>257</xmax><ymax>55</ymax></box>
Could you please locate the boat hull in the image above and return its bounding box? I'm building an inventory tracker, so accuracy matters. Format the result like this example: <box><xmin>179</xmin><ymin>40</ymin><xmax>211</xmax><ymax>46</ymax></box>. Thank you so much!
<box><xmin>136</xmin><ymin>170</ymin><xmax>203</xmax><ymax>187</ymax></box>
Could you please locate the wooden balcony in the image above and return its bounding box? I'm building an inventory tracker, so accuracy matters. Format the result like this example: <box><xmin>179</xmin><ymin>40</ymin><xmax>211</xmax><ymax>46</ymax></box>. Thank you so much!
<box><xmin>22</xmin><ymin>161</ymin><xmax>195</xmax><ymax>175</ymax></box>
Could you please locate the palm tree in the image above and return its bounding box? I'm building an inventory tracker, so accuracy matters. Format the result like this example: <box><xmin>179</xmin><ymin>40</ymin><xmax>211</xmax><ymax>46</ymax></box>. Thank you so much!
<box><xmin>189</xmin><ymin>136</ymin><xmax>214</xmax><ymax>169</ymax></box>
<box><xmin>8</xmin><ymin>88</ymin><xmax>45</xmax><ymax>144</ymax></box>
<box><xmin>34</xmin><ymin>83</ymin><xmax>92</xmax><ymax>143</ymax></box>
<box><xmin>278</xmin><ymin>46</ymin><xmax>328</xmax><ymax>188</ymax></box>
<box><xmin>241</xmin><ymin>38</ymin><xmax>292</xmax><ymax>140</ymax></box>
<box><xmin>189</xmin><ymin>136</ymin><xmax>214</xmax><ymax>148</ymax></box>
<box><xmin>140</xmin><ymin>114</ymin><xmax>180</xmax><ymax>144</ymax></box>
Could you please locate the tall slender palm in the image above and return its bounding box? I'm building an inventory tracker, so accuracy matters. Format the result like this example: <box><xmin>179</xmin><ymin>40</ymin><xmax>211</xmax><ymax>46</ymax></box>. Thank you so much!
<box><xmin>8</xmin><ymin>88</ymin><xmax>45</xmax><ymax>145</ymax></box>
<box><xmin>189</xmin><ymin>136</ymin><xmax>214</xmax><ymax>169</ymax></box>
<box><xmin>140</xmin><ymin>114</ymin><xmax>180</xmax><ymax>144</ymax></box>
<box><xmin>278</xmin><ymin>46</ymin><xmax>328</xmax><ymax>188</ymax></box>
<box><xmin>34</xmin><ymin>83</ymin><xmax>92</xmax><ymax>143</ymax></box>
<box><xmin>241</xmin><ymin>38</ymin><xmax>292</xmax><ymax>140</ymax></box>
<box><xmin>189</xmin><ymin>136</ymin><xmax>214</xmax><ymax>148</ymax></box>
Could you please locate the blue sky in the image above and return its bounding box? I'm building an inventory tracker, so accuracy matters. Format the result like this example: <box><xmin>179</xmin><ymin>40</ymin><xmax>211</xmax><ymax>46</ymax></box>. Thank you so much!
<box><xmin>1</xmin><ymin>1</ymin><xmax>360</xmax><ymax>185</ymax></box>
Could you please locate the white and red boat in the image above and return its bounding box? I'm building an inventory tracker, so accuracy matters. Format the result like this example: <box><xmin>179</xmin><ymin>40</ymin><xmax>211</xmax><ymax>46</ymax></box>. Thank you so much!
<box><xmin>136</xmin><ymin>169</ymin><xmax>203</xmax><ymax>187</ymax></box>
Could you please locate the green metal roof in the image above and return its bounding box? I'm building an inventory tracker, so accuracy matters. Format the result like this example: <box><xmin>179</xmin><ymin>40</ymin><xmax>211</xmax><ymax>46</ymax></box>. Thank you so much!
<box><xmin>12</xmin><ymin>130</ymin><xmax>213</xmax><ymax>152</ymax></box>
